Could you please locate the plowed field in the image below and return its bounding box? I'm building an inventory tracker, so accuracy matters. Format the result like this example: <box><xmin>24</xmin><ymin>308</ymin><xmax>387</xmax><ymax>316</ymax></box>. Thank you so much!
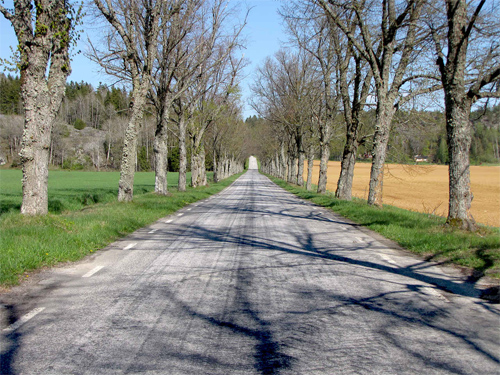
<box><xmin>304</xmin><ymin>161</ymin><xmax>500</xmax><ymax>227</ymax></box>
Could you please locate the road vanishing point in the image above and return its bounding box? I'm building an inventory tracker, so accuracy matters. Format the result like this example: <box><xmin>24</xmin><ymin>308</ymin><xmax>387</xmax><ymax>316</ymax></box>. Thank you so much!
<box><xmin>1</xmin><ymin>157</ymin><xmax>499</xmax><ymax>374</ymax></box>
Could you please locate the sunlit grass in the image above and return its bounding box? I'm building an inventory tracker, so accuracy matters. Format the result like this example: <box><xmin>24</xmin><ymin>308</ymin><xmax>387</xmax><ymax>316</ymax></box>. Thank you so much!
<box><xmin>0</xmin><ymin>170</ymin><xmax>239</xmax><ymax>286</ymax></box>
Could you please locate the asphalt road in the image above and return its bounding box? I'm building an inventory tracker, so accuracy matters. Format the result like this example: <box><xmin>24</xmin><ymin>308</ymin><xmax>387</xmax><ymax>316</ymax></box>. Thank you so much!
<box><xmin>1</xmin><ymin>166</ymin><xmax>499</xmax><ymax>374</ymax></box>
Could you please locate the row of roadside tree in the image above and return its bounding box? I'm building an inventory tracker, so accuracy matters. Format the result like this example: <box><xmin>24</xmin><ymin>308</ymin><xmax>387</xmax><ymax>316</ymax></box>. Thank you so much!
<box><xmin>0</xmin><ymin>0</ymin><xmax>249</xmax><ymax>216</ymax></box>
<box><xmin>252</xmin><ymin>0</ymin><xmax>499</xmax><ymax>231</ymax></box>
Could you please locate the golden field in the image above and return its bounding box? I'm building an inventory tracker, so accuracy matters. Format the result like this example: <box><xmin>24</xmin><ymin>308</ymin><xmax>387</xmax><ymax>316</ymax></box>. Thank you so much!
<box><xmin>304</xmin><ymin>161</ymin><xmax>500</xmax><ymax>227</ymax></box>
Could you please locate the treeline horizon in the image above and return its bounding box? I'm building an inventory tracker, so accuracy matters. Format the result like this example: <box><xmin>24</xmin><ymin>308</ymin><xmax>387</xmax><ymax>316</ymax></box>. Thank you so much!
<box><xmin>1</xmin><ymin>73</ymin><xmax>498</xmax><ymax>172</ymax></box>
<box><xmin>0</xmin><ymin>74</ymin><xmax>254</xmax><ymax>173</ymax></box>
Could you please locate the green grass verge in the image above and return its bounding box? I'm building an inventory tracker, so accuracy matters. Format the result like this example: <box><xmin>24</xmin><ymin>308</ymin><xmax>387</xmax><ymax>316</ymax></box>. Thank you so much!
<box><xmin>0</xmin><ymin>169</ymin><xmax>203</xmax><ymax>214</ymax></box>
<box><xmin>269</xmin><ymin>176</ymin><xmax>500</xmax><ymax>280</ymax></box>
<box><xmin>0</xmin><ymin>170</ymin><xmax>239</xmax><ymax>286</ymax></box>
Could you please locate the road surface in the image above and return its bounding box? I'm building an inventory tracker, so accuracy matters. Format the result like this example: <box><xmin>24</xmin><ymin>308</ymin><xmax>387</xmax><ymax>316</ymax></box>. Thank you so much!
<box><xmin>1</xmin><ymin>168</ymin><xmax>499</xmax><ymax>374</ymax></box>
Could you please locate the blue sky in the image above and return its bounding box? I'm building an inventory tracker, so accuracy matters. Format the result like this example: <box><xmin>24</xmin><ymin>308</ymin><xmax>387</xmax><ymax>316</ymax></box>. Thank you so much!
<box><xmin>0</xmin><ymin>0</ymin><xmax>287</xmax><ymax>119</ymax></box>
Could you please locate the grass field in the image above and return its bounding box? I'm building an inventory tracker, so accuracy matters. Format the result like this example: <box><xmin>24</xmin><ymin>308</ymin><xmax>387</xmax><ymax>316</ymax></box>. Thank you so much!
<box><xmin>304</xmin><ymin>161</ymin><xmax>500</xmax><ymax>227</ymax></box>
<box><xmin>0</xmin><ymin>169</ymin><xmax>202</xmax><ymax>214</ymax></box>
<box><xmin>0</xmin><ymin>169</ymin><xmax>233</xmax><ymax>287</ymax></box>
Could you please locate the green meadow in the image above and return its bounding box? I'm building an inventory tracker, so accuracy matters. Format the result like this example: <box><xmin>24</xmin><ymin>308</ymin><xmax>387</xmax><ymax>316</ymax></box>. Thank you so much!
<box><xmin>0</xmin><ymin>169</ymin><xmax>199</xmax><ymax>214</ymax></box>
<box><xmin>0</xmin><ymin>169</ymin><xmax>236</xmax><ymax>286</ymax></box>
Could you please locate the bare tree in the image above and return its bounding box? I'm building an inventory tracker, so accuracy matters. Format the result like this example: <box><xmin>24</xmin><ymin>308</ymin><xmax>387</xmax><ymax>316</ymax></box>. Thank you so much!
<box><xmin>429</xmin><ymin>0</ymin><xmax>500</xmax><ymax>230</ymax></box>
<box><xmin>166</xmin><ymin>0</ymin><xmax>246</xmax><ymax>191</ymax></box>
<box><xmin>209</xmin><ymin>101</ymin><xmax>246</xmax><ymax>182</ymax></box>
<box><xmin>149</xmin><ymin>0</ymin><xmax>204</xmax><ymax>195</ymax></box>
<box><xmin>188</xmin><ymin>52</ymin><xmax>245</xmax><ymax>187</ymax></box>
<box><xmin>316</xmin><ymin>0</ymin><xmax>439</xmax><ymax>206</ymax></box>
<box><xmin>91</xmin><ymin>0</ymin><xmax>171</xmax><ymax>201</ymax></box>
<box><xmin>282</xmin><ymin>4</ymin><xmax>341</xmax><ymax>193</ymax></box>
<box><xmin>251</xmin><ymin>50</ymin><xmax>321</xmax><ymax>187</ymax></box>
<box><xmin>1</xmin><ymin>0</ymin><xmax>81</xmax><ymax>214</ymax></box>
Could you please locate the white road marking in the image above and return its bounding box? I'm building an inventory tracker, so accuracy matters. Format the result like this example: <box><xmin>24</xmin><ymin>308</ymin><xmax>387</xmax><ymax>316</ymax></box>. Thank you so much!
<box><xmin>177</xmin><ymin>213</ymin><xmax>184</xmax><ymax>217</ymax></box>
<box><xmin>421</xmin><ymin>287</ymin><xmax>450</xmax><ymax>303</ymax></box>
<box><xmin>124</xmin><ymin>243</ymin><xmax>137</xmax><ymax>250</ymax></box>
<box><xmin>82</xmin><ymin>266</ymin><xmax>105</xmax><ymax>278</ymax></box>
<box><xmin>187</xmin><ymin>208</ymin><xmax>192</xmax><ymax>211</ymax></box>
<box><xmin>3</xmin><ymin>307</ymin><xmax>46</xmax><ymax>333</ymax></box>
<box><xmin>380</xmin><ymin>254</ymin><xmax>397</xmax><ymax>265</ymax></box>
<box><xmin>165</xmin><ymin>219</ymin><xmax>173</xmax><ymax>223</ymax></box>
<box><xmin>148</xmin><ymin>229</ymin><xmax>157</xmax><ymax>234</ymax></box>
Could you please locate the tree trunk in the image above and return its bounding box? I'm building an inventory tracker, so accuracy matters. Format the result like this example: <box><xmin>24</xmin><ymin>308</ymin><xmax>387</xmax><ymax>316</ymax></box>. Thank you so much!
<box><xmin>288</xmin><ymin>154</ymin><xmax>297</xmax><ymax>184</ymax></box>
<box><xmin>178</xmin><ymin>117</ymin><xmax>187</xmax><ymax>192</ymax></box>
<box><xmin>336</xmin><ymin>134</ymin><xmax>359</xmax><ymax>200</ymax></box>
<box><xmin>297</xmin><ymin>149</ymin><xmax>305</xmax><ymax>187</ymax></box>
<box><xmin>438</xmin><ymin>0</ymin><xmax>478</xmax><ymax>231</ymax></box>
<box><xmin>317</xmin><ymin>122</ymin><xmax>331</xmax><ymax>194</ymax></box>
<box><xmin>20</xmin><ymin>61</ymin><xmax>68</xmax><ymax>215</ymax></box>
<box><xmin>317</xmin><ymin>144</ymin><xmax>330</xmax><ymax>194</ymax></box>
<box><xmin>280</xmin><ymin>144</ymin><xmax>287</xmax><ymax>180</ymax></box>
<box><xmin>213</xmin><ymin>151</ymin><xmax>219</xmax><ymax>183</ymax></box>
<box><xmin>20</xmin><ymin>105</ymin><xmax>52</xmax><ymax>215</ymax></box>
<box><xmin>191</xmin><ymin>135</ymin><xmax>206</xmax><ymax>187</ymax></box>
<box><xmin>153</xmin><ymin>107</ymin><xmax>169</xmax><ymax>195</ymax></box>
<box><xmin>306</xmin><ymin>149</ymin><xmax>314</xmax><ymax>191</ymax></box>
<box><xmin>117</xmin><ymin>82</ymin><xmax>148</xmax><ymax>202</ymax></box>
<box><xmin>445</xmin><ymin>97</ymin><xmax>475</xmax><ymax>230</ymax></box>
<box><xmin>367</xmin><ymin>103</ymin><xmax>395</xmax><ymax>207</ymax></box>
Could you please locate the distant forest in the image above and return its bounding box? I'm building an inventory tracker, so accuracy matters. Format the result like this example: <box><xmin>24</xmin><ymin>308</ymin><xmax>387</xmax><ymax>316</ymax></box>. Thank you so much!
<box><xmin>0</xmin><ymin>74</ymin><xmax>212</xmax><ymax>171</ymax></box>
<box><xmin>1</xmin><ymin>73</ymin><xmax>499</xmax><ymax>170</ymax></box>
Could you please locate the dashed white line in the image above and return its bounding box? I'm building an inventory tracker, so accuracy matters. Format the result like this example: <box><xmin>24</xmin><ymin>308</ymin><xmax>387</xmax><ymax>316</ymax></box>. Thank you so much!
<box><xmin>3</xmin><ymin>307</ymin><xmax>46</xmax><ymax>333</ymax></box>
<box><xmin>380</xmin><ymin>254</ymin><xmax>397</xmax><ymax>265</ymax></box>
<box><xmin>165</xmin><ymin>219</ymin><xmax>173</xmax><ymax>223</ymax></box>
<box><xmin>177</xmin><ymin>213</ymin><xmax>184</xmax><ymax>217</ymax></box>
<box><xmin>187</xmin><ymin>208</ymin><xmax>192</xmax><ymax>211</ymax></box>
<box><xmin>421</xmin><ymin>286</ymin><xmax>450</xmax><ymax>303</ymax></box>
<box><xmin>82</xmin><ymin>266</ymin><xmax>104</xmax><ymax>278</ymax></box>
<box><xmin>124</xmin><ymin>243</ymin><xmax>137</xmax><ymax>250</ymax></box>
<box><xmin>148</xmin><ymin>229</ymin><xmax>157</xmax><ymax>234</ymax></box>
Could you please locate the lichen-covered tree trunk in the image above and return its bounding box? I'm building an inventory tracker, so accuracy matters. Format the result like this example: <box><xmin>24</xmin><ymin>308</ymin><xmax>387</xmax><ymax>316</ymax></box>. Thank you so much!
<box><xmin>20</xmin><ymin>84</ymin><xmax>54</xmax><ymax>215</ymax></box>
<box><xmin>288</xmin><ymin>154</ymin><xmax>297</xmax><ymax>184</ymax></box>
<box><xmin>279</xmin><ymin>144</ymin><xmax>287</xmax><ymax>180</ymax></box>
<box><xmin>191</xmin><ymin>134</ymin><xmax>206</xmax><ymax>187</ymax></box>
<box><xmin>297</xmin><ymin>150</ymin><xmax>305</xmax><ymax>187</ymax></box>
<box><xmin>368</xmin><ymin>103</ymin><xmax>395</xmax><ymax>207</ymax></box>
<box><xmin>21</xmin><ymin>67</ymin><xmax>67</xmax><ymax>214</ymax></box>
<box><xmin>306</xmin><ymin>148</ymin><xmax>314</xmax><ymax>191</ymax></box>
<box><xmin>213</xmin><ymin>151</ymin><xmax>219</xmax><ymax>183</ymax></box>
<box><xmin>445</xmin><ymin>97</ymin><xmax>475</xmax><ymax>230</ymax></box>
<box><xmin>4</xmin><ymin>0</ymin><xmax>74</xmax><ymax>215</ymax></box>
<box><xmin>438</xmin><ymin>0</ymin><xmax>481</xmax><ymax>231</ymax></box>
<box><xmin>336</xmin><ymin>135</ymin><xmax>359</xmax><ymax>200</ymax></box>
<box><xmin>118</xmin><ymin>83</ymin><xmax>148</xmax><ymax>202</ymax></box>
<box><xmin>178</xmin><ymin>117</ymin><xmax>188</xmax><ymax>192</ymax></box>
<box><xmin>317</xmin><ymin>123</ymin><xmax>331</xmax><ymax>194</ymax></box>
<box><xmin>153</xmin><ymin>106</ymin><xmax>169</xmax><ymax>195</ymax></box>
<box><xmin>191</xmin><ymin>147</ymin><xmax>206</xmax><ymax>187</ymax></box>
<box><xmin>317</xmin><ymin>144</ymin><xmax>330</xmax><ymax>194</ymax></box>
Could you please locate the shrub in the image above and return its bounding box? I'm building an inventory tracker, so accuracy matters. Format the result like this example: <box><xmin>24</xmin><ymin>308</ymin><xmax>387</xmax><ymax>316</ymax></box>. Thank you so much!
<box><xmin>73</xmin><ymin>118</ymin><xmax>86</xmax><ymax>130</ymax></box>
